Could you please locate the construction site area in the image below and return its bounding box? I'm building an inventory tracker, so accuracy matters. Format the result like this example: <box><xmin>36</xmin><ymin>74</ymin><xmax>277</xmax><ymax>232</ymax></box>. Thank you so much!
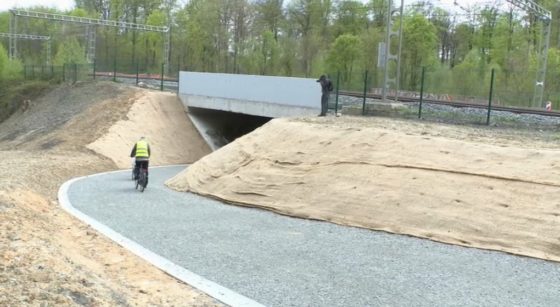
<box><xmin>2</xmin><ymin>0</ymin><xmax>560</xmax><ymax>305</ymax></box>
<box><xmin>0</xmin><ymin>78</ymin><xmax>558</xmax><ymax>305</ymax></box>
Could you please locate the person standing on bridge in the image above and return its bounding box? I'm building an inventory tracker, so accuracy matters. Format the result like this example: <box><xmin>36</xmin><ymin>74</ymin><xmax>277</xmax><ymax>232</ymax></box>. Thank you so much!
<box><xmin>317</xmin><ymin>75</ymin><xmax>333</xmax><ymax>116</ymax></box>
<box><xmin>131</xmin><ymin>136</ymin><xmax>151</xmax><ymax>186</ymax></box>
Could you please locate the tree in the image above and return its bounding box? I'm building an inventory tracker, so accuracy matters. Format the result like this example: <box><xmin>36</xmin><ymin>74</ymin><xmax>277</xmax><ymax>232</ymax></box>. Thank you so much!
<box><xmin>368</xmin><ymin>0</ymin><xmax>389</xmax><ymax>28</ymax></box>
<box><xmin>449</xmin><ymin>23</ymin><xmax>474</xmax><ymax>67</ymax></box>
<box><xmin>402</xmin><ymin>13</ymin><xmax>437</xmax><ymax>89</ymax></box>
<box><xmin>231</xmin><ymin>0</ymin><xmax>252</xmax><ymax>73</ymax></box>
<box><xmin>429</xmin><ymin>8</ymin><xmax>452</xmax><ymax>64</ymax></box>
<box><xmin>326</xmin><ymin>34</ymin><xmax>362</xmax><ymax>82</ymax></box>
<box><xmin>255</xmin><ymin>0</ymin><xmax>284</xmax><ymax>41</ymax></box>
<box><xmin>332</xmin><ymin>0</ymin><xmax>368</xmax><ymax>37</ymax></box>
<box><xmin>53</xmin><ymin>38</ymin><xmax>87</xmax><ymax>66</ymax></box>
<box><xmin>288</xmin><ymin>0</ymin><xmax>332</xmax><ymax>76</ymax></box>
<box><xmin>474</xmin><ymin>7</ymin><xmax>498</xmax><ymax>64</ymax></box>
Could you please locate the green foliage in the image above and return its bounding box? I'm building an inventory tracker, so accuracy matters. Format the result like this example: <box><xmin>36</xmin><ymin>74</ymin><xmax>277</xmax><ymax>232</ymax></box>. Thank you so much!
<box><xmin>0</xmin><ymin>44</ymin><xmax>23</xmax><ymax>81</ymax></box>
<box><xmin>53</xmin><ymin>38</ymin><xmax>87</xmax><ymax>66</ymax></box>
<box><xmin>426</xmin><ymin>64</ymin><xmax>452</xmax><ymax>95</ymax></box>
<box><xmin>68</xmin><ymin>8</ymin><xmax>89</xmax><ymax>17</ymax></box>
<box><xmin>327</xmin><ymin>34</ymin><xmax>363</xmax><ymax>83</ymax></box>
<box><xmin>402</xmin><ymin>13</ymin><xmax>438</xmax><ymax>89</ymax></box>
<box><xmin>333</xmin><ymin>1</ymin><xmax>368</xmax><ymax>37</ymax></box>
<box><xmin>1</xmin><ymin>0</ymin><xmax>559</xmax><ymax>107</ymax></box>
<box><xmin>450</xmin><ymin>49</ymin><xmax>486</xmax><ymax>96</ymax></box>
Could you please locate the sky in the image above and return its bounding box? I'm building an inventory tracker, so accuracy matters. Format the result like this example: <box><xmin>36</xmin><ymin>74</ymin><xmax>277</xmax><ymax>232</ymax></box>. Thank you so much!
<box><xmin>0</xmin><ymin>0</ymin><xmax>75</xmax><ymax>12</ymax></box>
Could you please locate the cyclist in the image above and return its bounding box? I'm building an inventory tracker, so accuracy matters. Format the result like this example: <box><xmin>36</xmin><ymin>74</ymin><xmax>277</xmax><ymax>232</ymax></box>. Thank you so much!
<box><xmin>130</xmin><ymin>136</ymin><xmax>151</xmax><ymax>186</ymax></box>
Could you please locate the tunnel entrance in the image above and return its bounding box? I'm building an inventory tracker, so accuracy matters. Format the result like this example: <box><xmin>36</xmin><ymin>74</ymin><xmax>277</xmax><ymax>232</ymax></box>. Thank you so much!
<box><xmin>187</xmin><ymin>107</ymin><xmax>272</xmax><ymax>150</ymax></box>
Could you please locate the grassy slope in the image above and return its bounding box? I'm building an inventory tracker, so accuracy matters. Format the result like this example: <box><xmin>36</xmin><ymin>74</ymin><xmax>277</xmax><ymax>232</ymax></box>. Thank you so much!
<box><xmin>0</xmin><ymin>81</ymin><xmax>52</xmax><ymax>123</ymax></box>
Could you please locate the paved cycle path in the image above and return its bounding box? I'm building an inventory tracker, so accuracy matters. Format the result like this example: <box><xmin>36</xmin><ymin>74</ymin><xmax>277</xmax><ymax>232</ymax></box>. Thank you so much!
<box><xmin>64</xmin><ymin>166</ymin><xmax>560</xmax><ymax>306</ymax></box>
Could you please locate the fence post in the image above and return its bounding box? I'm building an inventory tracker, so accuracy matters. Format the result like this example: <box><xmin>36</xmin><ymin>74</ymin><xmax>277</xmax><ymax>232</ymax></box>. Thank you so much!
<box><xmin>73</xmin><ymin>63</ymin><xmax>78</xmax><ymax>84</ymax></box>
<box><xmin>50</xmin><ymin>65</ymin><xmax>54</xmax><ymax>79</ymax></box>
<box><xmin>62</xmin><ymin>63</ymin><xmax>66</xmax><ymax>82</ymax></box>
<box><xmin>418</xmin><ymin>66</ymin><xmax>425</xmax><ymax>119</ymax></box>
<box><xmin>136</xmin><ymin>62</ymin><xmax>139</xmax><ymax>85</ymax></box>
<box><xmin>177</xmin><ymin>54</ymin><xmax>181</xmax><ymax>78</ymax></box>
<box><xmin>31</xmin><ymin>65</ymin><xmax>35</xmax><ymax>79</ymax></box>
<box><xmin>362</xmin><ymin>70</ymin><xmax>369</xmax><ymax>115</ymax></box>
<box><xmin>335</xmin><ymin>71</ymin><xmax>340</xmax><ymax>115</ymax></box>
<box><xmin>486</xmin><ymin>68</ymin><xmax>495</xmax><ymax>126</ymax></box>
<box><xmin>160</xmin><ymin>63</ymin><xmax>164</xmax><ymax>91</ymax></box>
<box><xmin>93</xmin><ymin>59</ymin><xmax>96</xmax><ymax>80</ymax></box>
<box><xmin>113</xmin><ymin>56</ymin><xmax>117</xmax><ymax>82</ymax></box>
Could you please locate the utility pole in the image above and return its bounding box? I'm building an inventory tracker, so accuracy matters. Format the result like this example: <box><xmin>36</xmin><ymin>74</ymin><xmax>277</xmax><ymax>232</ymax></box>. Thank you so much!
<box><xmin>381</xmin><ymin>0</ymin><xmax>405</xmax><ymax>103</ymax></box>
<box><xmin>503</xmin><ymin>0</ymin><xmax>551</xmax><ymax>107</ymax></box>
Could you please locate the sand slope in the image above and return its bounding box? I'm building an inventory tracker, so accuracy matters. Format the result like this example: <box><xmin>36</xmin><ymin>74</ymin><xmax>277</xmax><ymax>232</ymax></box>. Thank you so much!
<box><xmin>0</xmin><ymin>82</ymin><xmax>218</xmax><ymax>306</ymax></box>
<box><xmin>167</xmin><ymin>117</ymin><xmax>560</xmax><ymax>262</ymax></box>
<box><xmin>87</xmin><ymin>90</ymin><xmax>211</xmax><ymax>168</ymax></box>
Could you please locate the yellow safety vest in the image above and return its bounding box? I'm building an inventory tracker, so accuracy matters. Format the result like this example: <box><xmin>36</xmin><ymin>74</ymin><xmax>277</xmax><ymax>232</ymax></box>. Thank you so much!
<box><xmin>135</xmin><ymin>140</ymin><xmax>149</xmax><ymax>158</ymax></box>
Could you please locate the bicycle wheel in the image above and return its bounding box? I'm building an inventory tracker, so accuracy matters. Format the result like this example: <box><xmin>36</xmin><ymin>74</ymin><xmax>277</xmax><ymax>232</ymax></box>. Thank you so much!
<box><xmin>139</xmin><ymin>171</ymin><xmax>146</xmax><ymax>192</ymax></box>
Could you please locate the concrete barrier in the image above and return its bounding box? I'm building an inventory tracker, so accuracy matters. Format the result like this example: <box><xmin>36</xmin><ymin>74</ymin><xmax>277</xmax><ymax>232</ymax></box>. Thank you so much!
<box><xmin>179</xmin><ymin>72</ymin><xmax>321</xmax><ymax>118</ymax></box>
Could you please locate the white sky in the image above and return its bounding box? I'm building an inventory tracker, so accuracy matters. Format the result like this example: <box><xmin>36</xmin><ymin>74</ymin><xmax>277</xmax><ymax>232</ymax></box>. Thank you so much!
<box><xmin>0</xmin><ymin>0</ymin><xmax>75</xmax><ymax>12</ymax></box>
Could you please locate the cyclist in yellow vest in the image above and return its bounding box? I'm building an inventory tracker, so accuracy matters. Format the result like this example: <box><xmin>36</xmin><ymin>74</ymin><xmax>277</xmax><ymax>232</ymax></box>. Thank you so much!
<box><xmin>130</xmin><ymin>136</ymin><xmax>151</xmax><ymax>185</ymax></box>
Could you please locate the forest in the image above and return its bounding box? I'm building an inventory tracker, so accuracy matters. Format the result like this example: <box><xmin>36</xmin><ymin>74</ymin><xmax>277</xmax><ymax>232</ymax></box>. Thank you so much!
<box><xmin>1</xmin><ymin>0</ymin><xmax>560</xmax><ymax>107</ymax></box>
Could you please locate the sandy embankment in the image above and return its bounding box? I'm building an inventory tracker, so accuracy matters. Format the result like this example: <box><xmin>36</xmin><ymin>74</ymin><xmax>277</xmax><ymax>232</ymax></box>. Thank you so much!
<box><xmin>1</xmin><ymin>82</ymin><xmax>216</xmax><ymax>306</ymax></box>
<box><xmin>167</xmin><ymin>117</ymin><xmax>560</xmax><ymax>262</ymax></box>
<box><xmin>87</xmin><ymin>90</ymin><xmax>211</xmax><ymax>168</ymax></box>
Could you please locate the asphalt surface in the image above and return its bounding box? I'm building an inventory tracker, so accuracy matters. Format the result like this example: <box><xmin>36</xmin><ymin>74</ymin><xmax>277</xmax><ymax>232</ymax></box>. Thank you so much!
<box><xmin>67</xmin><ymin>166</ymin><xmax>560</xmax><ymax>307</ymax></box>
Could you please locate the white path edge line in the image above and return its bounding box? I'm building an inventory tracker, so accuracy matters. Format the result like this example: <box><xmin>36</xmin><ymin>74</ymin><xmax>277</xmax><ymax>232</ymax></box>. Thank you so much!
<box><xmin>58</xmin><ymin>166</ymin><xmax>265</xmax><ymax>307</ymax></box>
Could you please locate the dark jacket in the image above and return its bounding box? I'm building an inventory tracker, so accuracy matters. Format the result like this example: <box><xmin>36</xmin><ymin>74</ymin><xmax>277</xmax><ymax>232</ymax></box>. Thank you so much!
<box><xmin>318</xmin><ymin>76</ymin><xmax>333</xmax><ymax>94</ymax></box>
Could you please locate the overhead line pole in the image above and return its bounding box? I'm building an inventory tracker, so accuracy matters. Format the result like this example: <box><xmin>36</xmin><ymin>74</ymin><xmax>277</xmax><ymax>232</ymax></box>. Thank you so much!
<box><xmin>9</xmin><ymin>9</ymin><xmax>170</xmax><ymax>74</ymax></box>
<box><xmin>382</xmin><ymin>0</ymin><xmax>405</xmax><ymax>103</ymax></box>
<box><xmin>1</xmin><ymin>32</ymin><xmax>51</xmax><ymax>65</ymax></box>
<box><xmin>504</xmin><ymin>0</ymin><xmax>551</xmax><ymax>107</ymax></box>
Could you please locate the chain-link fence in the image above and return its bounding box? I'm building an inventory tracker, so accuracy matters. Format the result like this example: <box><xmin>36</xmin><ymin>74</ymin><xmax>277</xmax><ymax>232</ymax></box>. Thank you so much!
<box><xmin>23</xmin><ymin>59</ymin><xmax>178</xmax><ymax>92</ymax></box>
<box><xmin>328</xmin><ymin>66</ymin><xmax>560</xmax><ymax>129</ymax></box>
<box><xmin>21</xmin><ymin>59</ymin><xmax>560</xmax><ymax>130</ymax></box>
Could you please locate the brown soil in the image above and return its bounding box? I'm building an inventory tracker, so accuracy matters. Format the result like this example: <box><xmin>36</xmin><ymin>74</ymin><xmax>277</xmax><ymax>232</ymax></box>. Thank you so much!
<box><xmin>0</xmin><ymin>81</ymin><xmax>218</xmax><ymax>306</ymax></box>
<box><xmin>167</xmin><ymin>116</ymin><xmax>560</xmax><ymax>263</ymax></box>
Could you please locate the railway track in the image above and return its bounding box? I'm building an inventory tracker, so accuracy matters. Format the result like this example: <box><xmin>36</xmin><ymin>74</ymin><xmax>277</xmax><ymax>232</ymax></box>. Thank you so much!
<box><xmin>338</xmin><ymin>90</ymin><xmax>560</xmax><ymax>118</ymax></box>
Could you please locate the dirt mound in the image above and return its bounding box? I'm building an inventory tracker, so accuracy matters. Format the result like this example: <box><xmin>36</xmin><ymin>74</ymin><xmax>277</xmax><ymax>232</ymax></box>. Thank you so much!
<box><xmin>0</xmin><ymin>82</ymin><xmax>134</xmax><ymax>151</ymax></box>
<box><xmin>87</xmin><ymin>90</ymin><xmax>211</xmax><ymax>168</ymax></box>
<box><xmin>167</xmin><ymin>116</ymin><xmax>560</xmax><ymax>262</ymax></box>
<box><xmin>0</xmin><ymin>81</ymin><xmax>218</xmax><ymax>306</ymax></box>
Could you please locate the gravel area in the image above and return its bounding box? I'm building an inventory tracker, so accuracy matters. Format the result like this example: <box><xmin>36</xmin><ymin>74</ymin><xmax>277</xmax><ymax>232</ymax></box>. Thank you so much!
<box><xmin>335</xmin><ymin>95</ymin><xmax>560</xmax><ymax>129</ymax></box>
<box><xmin>96</xmin><ymin>76</ymin><xmax>179</xmax><ymax>92</ymax></box>
<box><xmin>0</xmin><ymin>82</ymin><xmax>132</xmax><ymax>145</ymax></box>
<box><xmin>67</xmin><ymin>166</ymin><xmax>560</xmax><ymax>307</ymax></box>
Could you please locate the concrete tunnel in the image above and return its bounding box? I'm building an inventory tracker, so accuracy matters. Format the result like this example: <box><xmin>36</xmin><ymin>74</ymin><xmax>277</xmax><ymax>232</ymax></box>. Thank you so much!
<box><xmin>179</xmin><ymin>72</ymin><xmax>322</xmax><ymax>150</ymax></box>
<box><xmin>187</xmin><ymin>107</ymin><xmax>272</xmax><ymax>150</ymax></box>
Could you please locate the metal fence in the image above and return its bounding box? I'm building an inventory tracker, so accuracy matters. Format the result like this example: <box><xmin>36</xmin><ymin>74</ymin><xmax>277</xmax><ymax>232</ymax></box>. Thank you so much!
<box><xmin>327</xmin><ymin>67</ymin><xmax>560</xmax><ymax>129</ymax></box>
<box><xmin>23</xmin><ymin>61</ymin><xmax>177</xmax><ymax>92</ymax></box>
<box><xmin>21</xmin><ymin>60</ymin><xmax>560</xmax><ymax>130</ymax></box>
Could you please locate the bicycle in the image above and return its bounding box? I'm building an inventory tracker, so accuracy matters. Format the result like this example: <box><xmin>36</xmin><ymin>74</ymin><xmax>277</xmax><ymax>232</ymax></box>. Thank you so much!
<box><xmin>135</xmin><ymin>165</ymin><xmax>148</xmax><ymax>192</ymax></box>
